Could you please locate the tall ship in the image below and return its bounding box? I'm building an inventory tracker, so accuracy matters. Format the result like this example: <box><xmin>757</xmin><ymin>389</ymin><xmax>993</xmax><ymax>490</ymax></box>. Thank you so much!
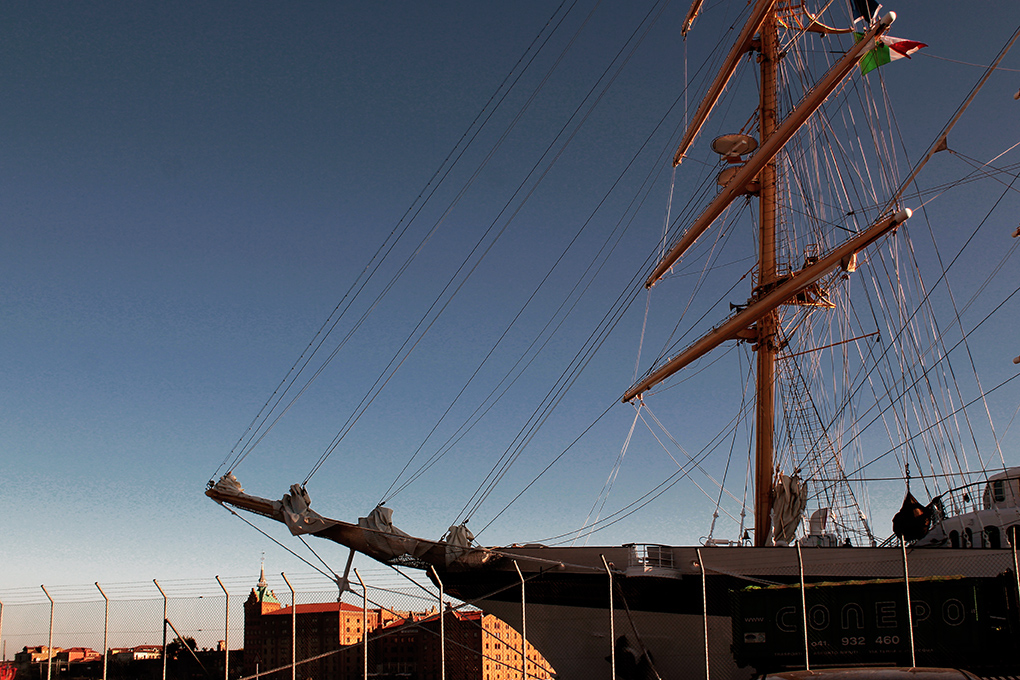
<box><xmin>207</xmin><ymin>2</ymin><xmax>1020</xmax><ymax>678</ymax></box>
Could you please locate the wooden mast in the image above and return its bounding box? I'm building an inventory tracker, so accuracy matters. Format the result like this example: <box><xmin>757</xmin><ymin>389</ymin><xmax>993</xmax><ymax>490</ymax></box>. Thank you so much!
<box><xmin>754</xmin><ymin>8</ymin><xmax>780</xmax><ymax>547</ymax></box>
<box><xmin>643</xmin><ymin>13</ymin><xmax>894</xmax><ymax>289</ymax></box>
<box><xmin>623</xmin><ymin>9</ymin><xmax>898</xmax><ymax>543</ymax></box>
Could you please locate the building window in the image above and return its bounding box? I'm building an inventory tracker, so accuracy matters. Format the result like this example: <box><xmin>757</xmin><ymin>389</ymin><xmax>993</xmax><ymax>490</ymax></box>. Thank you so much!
<box><xmin>993</xmin><ymin>479</ymin><xmax>1006</xmax><ymax>503</ymax></box>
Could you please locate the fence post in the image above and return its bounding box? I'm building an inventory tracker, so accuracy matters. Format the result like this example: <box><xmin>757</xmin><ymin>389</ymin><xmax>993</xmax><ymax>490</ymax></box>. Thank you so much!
<box><xmin>154</xmin><ymin>580</ymin><xmax>168</xmax><ymax>680</ymax></box>
<box><xmin>281</xmin><ymin>573</ymin><xmax>296</xmax><ymax>680</ymax></box>
<box><xmin>796</xmin><ymin>543</ymin><xmax>809</xmax><ymax>671</ymax></box>
<box><xmin>428</xmin><ymin>566</ymin><xmax>445</xmax><ymax>680</ymax></box>
<box><xmin>216</xmin><ymin>576</ymin><xmax>229</xmax><ymax>680</ymax></box>
<box><xmin>696</xmin><ymin>548</ymin><xmax>709</xmax><ymax>680</ymax></box>
<box><xmin>901</xmin><ymin>541</ymin><xmax>916</xmax><ymax>667</ymax></box>
<box><xmin>354</xmin><ymin>569</ymin><xmax>368</xmax><ymax>680</ymax></box>
<box><xmin>0</xmin><ymin>597</ymin><xmax>4</xmax><ymax>662</ymax></box>
<box><xmin>600</xmin><ymin>555</ymin><xmax>615</xmax><ymax>680</ymax></box>
<box><xmin>1012</xmin><ymin>530</ymin><xmax>1020</xmax><ymax>617</ymax></box>
<box><xmin>96</xmin><ymin>583</ymin><xmax>109</xmax><ymax>680</ymax></box>
<box><xmin>41</xmin><ymin>585</ymin><xmax>54</xmax><ymax>680</ymax></box>
<box><xmin>513</xmin><ymin>562</ymin><xmax>526</xmax><ymax>680</ymax></box>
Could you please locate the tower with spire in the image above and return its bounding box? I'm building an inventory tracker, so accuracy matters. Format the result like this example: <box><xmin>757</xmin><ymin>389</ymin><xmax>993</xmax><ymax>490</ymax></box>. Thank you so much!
<box><xmin>247</xmin><ymin>560</ymin><xmax>281</xmax><ymax>615</ymax></box>
<box><xmin>243</xmin><ymin>561</ymin><xmax>281</xmax><ymax>679</ymax></box>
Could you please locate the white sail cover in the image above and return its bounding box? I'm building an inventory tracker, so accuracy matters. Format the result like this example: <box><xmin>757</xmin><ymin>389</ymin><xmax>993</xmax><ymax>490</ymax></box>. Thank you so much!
<box><xmin>358</xmin><ymin>505</ymin><xmax>430</xmax><ymax>560</ymax></box>
<box><xmin>280</xmin><ymin>484</ymin><xmax>334</xmax><ymax>535</ymax></box>
<box><xmin>772</xmin><ymin>472</ymin><xmax>807</xmax><ymax>545</ymax></box>
<box><xmin>445</xmin><ymin>523</ymin><xmax>475</xmax><ymax>563</ymax></box>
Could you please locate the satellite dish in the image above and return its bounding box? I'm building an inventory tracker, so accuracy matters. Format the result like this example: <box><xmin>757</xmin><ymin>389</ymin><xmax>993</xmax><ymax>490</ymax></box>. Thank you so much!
<box><xmin>711</xmin><ymin>133</ymin><xmax>758</xmax><ymax>158</ymax></box>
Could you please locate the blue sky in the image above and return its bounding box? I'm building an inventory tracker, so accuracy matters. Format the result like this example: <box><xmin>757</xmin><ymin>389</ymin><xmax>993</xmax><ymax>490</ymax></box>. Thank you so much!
<box><xmin>3</xmin><ymin>1</ymin><xmax>1020</xmax><ymax>594</ymax></box>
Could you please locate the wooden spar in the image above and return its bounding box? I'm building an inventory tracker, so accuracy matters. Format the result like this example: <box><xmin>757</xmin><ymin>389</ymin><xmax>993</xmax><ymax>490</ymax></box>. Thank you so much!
<box><xmin>646</xmin><ymin>12</ymin><xmax>896</xmax><ymax>290</ymax></box>
<box><xmin>621</xmin><ymin>209</ymin><xmax>911</xmax><ymax>404</ymax></box>
<box><xmin>681</xmin><ymin>0</ymin><xmax>704</xmax><ymax>36</ymax></box>
<box><xmin>778</xmin><ymin>330</ymin><xmax>881</xmax><ymax>360</ymax></box>
<box><xmin>674</xmin><ymin>0</ymin><xmax>776</xmax><ymax>165</ymax></box>
<box><xmin>681</xmin><ymin>0</ymin><xmax>706</xmax><ymax>36</ymax></box>
<box><xmin>205</xmin><ymin>478</ymin><xmax>453</xmax><ymax>567</ymax></box>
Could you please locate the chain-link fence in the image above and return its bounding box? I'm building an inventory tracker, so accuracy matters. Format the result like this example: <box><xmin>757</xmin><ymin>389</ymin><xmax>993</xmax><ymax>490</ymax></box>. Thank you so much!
<box><xmin>4</xmin><ymin>547</ymin><xmax>1019</xmax><ymax>680</ymax></box>
<box><xmin>0</xmin><ymin>568</ymin><xmax>554</xmax><ymax>680</ymax></box>
<box><xmin>449</xmin><ymin>543</ymin><xmax>1020</xmax><ymax>680</ymax></box>
<box><xmin>699</xmin><ymin>544</ymin><xmax>1020</xmax><ymax>679</ymax></box>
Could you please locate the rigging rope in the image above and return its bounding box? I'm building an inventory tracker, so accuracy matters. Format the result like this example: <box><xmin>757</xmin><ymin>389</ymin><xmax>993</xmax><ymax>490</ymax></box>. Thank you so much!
<box><xmin>784</xmin><ymin>22</ymin><xmax>1020</xmax><ymax>509</ymax></box>
<box><xmin>214</xmin><ymin>0</ymin><xmax>577</xmax><ymax>482</ymax></box>
<box><xmin>640</xmin><ymin>403</ymin><xmax>745</xmax><ymax>517</ymax></box>
<box><xmin>304</xmin><ymin>0</ymin><xmax>602</xmax><ymax>486</ymax></box>
<box><xmin>219</xmin><ymin>505</ymin><xmax>335</xmax><ymax>581</ymax></box>
<box><xmin>813</xmin><ymin>279</ymin><xmax>1020</xmax><ymax>492</ymax></box>
<box><xmin>217</xmin><ymin>8</ymin><xmax>1020</xmax><ymax>551</ymax></box>
<box><xmin>707</xmin><ymin>347</ymin><xmax>752</xmax><ymax>542</ymax></box>
<box><xmin>512</xmin><ymin>369</ymin><xmax>760</xmax><ymax>546</ymax></box>
<box><xmin>575</xmin><ymin>404</ymin><xmax>641</xmax><ymax>546</ymax></box>
<box><xmin>316</xmin><ymin>0</ymin><xmax>688</xmax><ymax>502</ymax></box>
<box><xmin>920</xmin><ymin>52</ymin><xmax>1020</xmax><ymax>73</ymax></box>
<box><xmin>433</xmin><ymin>0</ymin><xmax>691</xmax><ymax>522</ymax></box>
<box><xmin>885</xmin><ymin>23</ymin><xmax>1020</xmax><ymax>212</ymax></box>
<box><xmin>843</xmin><ymin>370</ymin><xmax>1020</xmax><ymax>481</ymax></box>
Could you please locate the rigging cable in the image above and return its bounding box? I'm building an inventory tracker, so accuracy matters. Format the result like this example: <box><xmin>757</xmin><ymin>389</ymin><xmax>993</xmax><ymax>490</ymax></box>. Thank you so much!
<box><xmin>387</xmin><ymin>129</ymin><xmax>673</xmax><ymax>508</ymax></box>
<box><xmin>636</xmin><ymin>163</ymin><xmax>681</xmax><ymax>381</ymax></box>
<box><xmin>844</xmin><ymin>370</ymin><xmax>1020</xmax><ymax>480</ymax></box>
<box><xmin>918</xmin><ymin>53</ymin><xmax>1020</xmax><ymax>73</ymax></box>
<box><xmin>215</xmin><ymin>0</ymin><xmax>578</xmax><ymax>479</ymax></box>
<box><xmin>915</xmin><ymin>165</ymin><xmax>1020</xmax><ymax>475</ymax></box>
<box><xmin>431</xmin><ymin>0</ymin><xmax>686</xmax><ymax>520</ymax></box>
<box><xmin>531</xmin><ymin>399</ymin><xmax>747</xmax><ymax>544</ymax></box>
<box><xmin>296</xmin><ymin>535</ymin><xmax>345</xmax><ymax>591</ymax></box>
<box><xmin>503</xmin><ymin>354</ymin><xmax>759</xmax><ymax>545</ymax></box>
<box><xmin>472</xmin><ymin>401</ymin><xmax>617</xmax><ymax>536</ymax></box>
<box><xmin>575</xmin><ymin>403</ymin><xmax>642</xmax><ymax>545</ymax></box>
<box><xmin>302</xmin><ymin>0</ymin><xmax>606</xmax><ymax>485</ymax></box>
<box><xmin>817</xmin><ymin>278</ymin><xmax>1020</xmax><ymax>486</ymax></box>
<box><xmin>883</xmin><ymin>30</ymin><xmax>1020</xmax><ymax>486</ymax></box>
<box><xmin>800</xmin><ymin>23</ymin><xmax>1020</xmax><ymax>498</ymax></box>
<box><xmin>943</xmin><ymin>150</ymin><xmax>1020</xmax><ymax>197</ymax></box>
<box><xmin>383</xmin><ymin>0</ymin><xmax>690</xmax><ymax>505</ymax></box>
<box><xmin>219</xmin><ymin>505</ymin><xmax>336</xmax><ymax>581</ymax></box>
<box><xmin>878</xmin><ymin>115</ymin><xmax>1020</xmax><ymax>483</ymax></box>
<box><xmin>742</xmin><ymin>17</ymin><xmax>1020</xmax><ymax>515</ymax></box>
<box><xmin>653</xmin><ymin>200</ymin><xmax>749</xmax><ymax>365</ymax></box>
<box><xmin>640</xmin><ymin>402</ymin><xmax>745</xmax><ymax>518</ymax></box>
<box><xmin>707</xmin><ymin>347</ymin><xmax>752</xmax><ymax>541</ymax></box>
<box><xmin>885</xmin><ymin>23</ymin><xmax>1020</xmax><ymax>211</ymax></box>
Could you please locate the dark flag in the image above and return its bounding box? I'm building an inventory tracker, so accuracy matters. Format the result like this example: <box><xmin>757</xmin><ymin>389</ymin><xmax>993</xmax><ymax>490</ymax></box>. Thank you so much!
<box><xmin>853</xmin><ymin>0</ymin><xmax>880</xmax><ymax>22</ymax></box>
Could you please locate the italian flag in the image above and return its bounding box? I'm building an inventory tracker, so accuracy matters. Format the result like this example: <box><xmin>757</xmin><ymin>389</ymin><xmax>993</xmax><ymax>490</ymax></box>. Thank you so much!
<box><xmin>855</xmin><ymin>33</ymin><xmax>928</xmax><ymax>75</ymax></box>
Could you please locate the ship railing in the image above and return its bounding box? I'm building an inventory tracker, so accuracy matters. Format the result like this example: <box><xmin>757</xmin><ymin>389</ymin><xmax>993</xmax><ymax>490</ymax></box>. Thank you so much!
<box><xmin>904</xmin><ymin>474</ymin><xmax>1020</xmax><ymax>549</ymax></box>
<box><xmin>624</xmin><ymin>544</ymin><xmax>681</xmax><ymax>577</ymax></box>
<box><xmin>936</xmin><ymin>473</ymin><xmax>1020</xmax><ymax>518</ymax></box>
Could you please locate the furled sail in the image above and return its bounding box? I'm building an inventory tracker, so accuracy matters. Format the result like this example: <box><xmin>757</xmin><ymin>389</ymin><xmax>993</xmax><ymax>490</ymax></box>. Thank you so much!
<box><xmin>771</xmin><ymin>471</ymin><xmax>807</xmax><ymax>544</ymax></box>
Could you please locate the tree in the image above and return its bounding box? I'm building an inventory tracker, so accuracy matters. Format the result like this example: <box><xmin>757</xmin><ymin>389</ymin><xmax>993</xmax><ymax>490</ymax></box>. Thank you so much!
<box><xmin>167</xmin><ymin>637</ymin><xmax>197</xmax><ymax>662</ymax></box>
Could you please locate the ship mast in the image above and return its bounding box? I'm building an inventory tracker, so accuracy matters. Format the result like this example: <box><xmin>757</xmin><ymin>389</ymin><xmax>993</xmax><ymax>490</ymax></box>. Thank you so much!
<box><xmin>624</xmin><ymin>8</ymin><xmax>901</xmax><ymax>545</ymax></box>
<box><xmin>753</xmin><ymin>9</ymin><xmax>779</xmax><ymax>547</ymax></box>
